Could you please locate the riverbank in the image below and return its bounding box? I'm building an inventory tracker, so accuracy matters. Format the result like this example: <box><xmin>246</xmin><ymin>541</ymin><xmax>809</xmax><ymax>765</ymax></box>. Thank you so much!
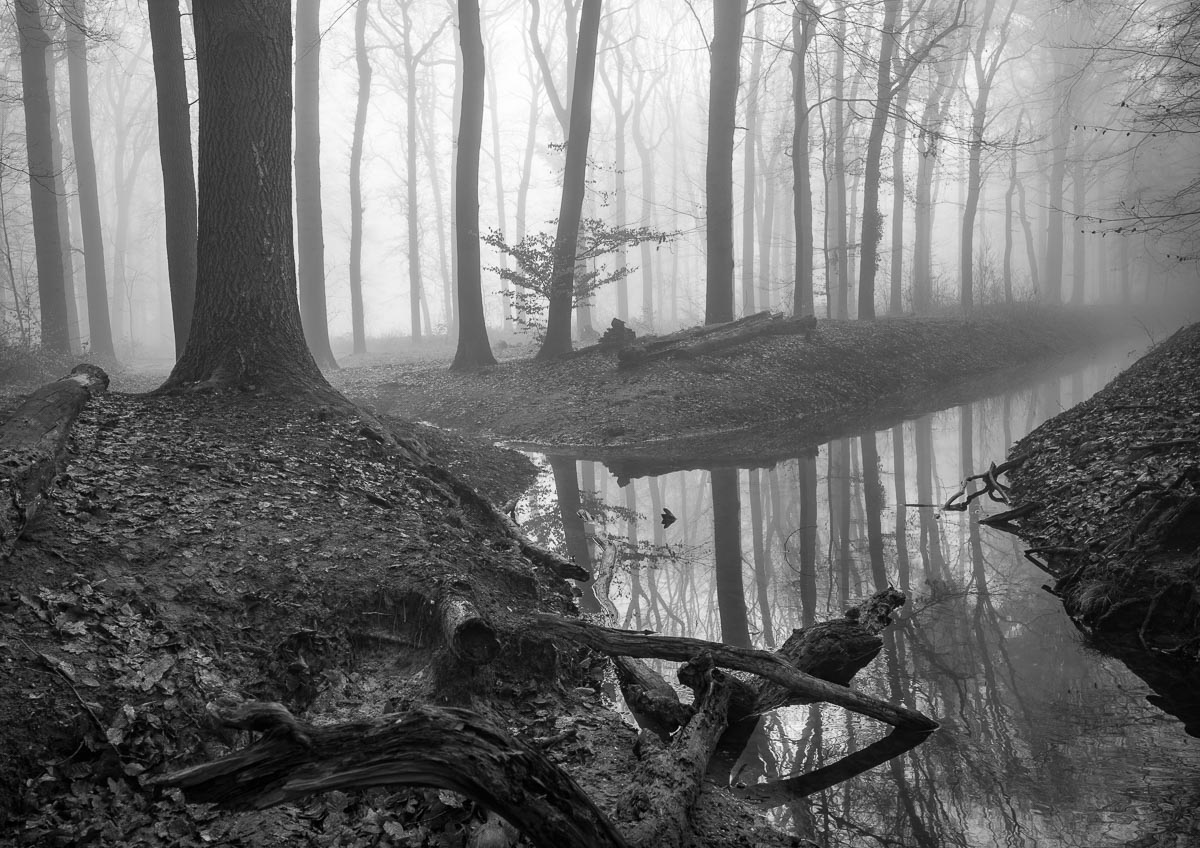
<box><xmin>340</xmin><ymin>305</ymin><xmax>1149</xmax><ymax>475</ymax></box>
<box><xmin>1003</xmin><ymin>321</ymin><xmax>1200</xmax><ymax>735</ymax></box>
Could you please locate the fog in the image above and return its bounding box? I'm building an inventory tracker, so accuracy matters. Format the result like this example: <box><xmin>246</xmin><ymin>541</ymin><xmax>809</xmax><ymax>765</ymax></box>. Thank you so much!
<box><xmin>1</xmin><ymin>0</ymin><xmax>1197</xmax><ymax>360</ymax></box>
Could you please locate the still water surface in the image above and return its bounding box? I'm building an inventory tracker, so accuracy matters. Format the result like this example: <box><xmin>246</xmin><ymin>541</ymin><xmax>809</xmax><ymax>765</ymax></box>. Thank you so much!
<box><xmin>516</xmin><ymin>342</ymin><xmax>1200</xmax><ymax>847</ymax></box>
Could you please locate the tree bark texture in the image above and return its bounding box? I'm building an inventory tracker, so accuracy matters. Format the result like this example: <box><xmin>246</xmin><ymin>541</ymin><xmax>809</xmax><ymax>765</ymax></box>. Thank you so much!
<box><xmin>147</xmin><ymin>0</ymin><xmax>197</xmax><ymax>358</ymax></box>
<box><xmin>742</xmin><ymin>7</ymin><xmax>762</xmax><ymax>317</ymax></box>
<box><xmin>451</xmin><ymin>0</ymin><xmax>497</xmax><ymax>370</ymax></box>
<box><xmin>65</xmin><ymin>0</ymin><xmax>116</xmax><ymax>361</ymax></box>
<box><xmin>0</xmin><ymin>364</ymin><xmax>108</xmax><ymax>560</ymax></box>
<box><xmin>158</xmin><ymin>701</ymin><xmax>630</xmax><ymax>848</ymax></box>
<box><xmin>295</xmin><ymin>0</ymin><xmax>338</xmax><ymax>369</ymax></box>
<box><xmin>161</xmin><ymin>0</ymin><xmax>329</xmax><ymax>395</ymax></box>
<box><xmin>537</xmin><ymin>0</ymin><xmax>602</xmax><ymax>359</ymax></box>
<box><xmin>705</xmin><ymin>0</ymin><xmax>747</xmax><ymax>325</ymax></box>
<box><xmin>16</xmin><ymin>0</ymin><xmax>70</xmax><ymax>353</ymax></box>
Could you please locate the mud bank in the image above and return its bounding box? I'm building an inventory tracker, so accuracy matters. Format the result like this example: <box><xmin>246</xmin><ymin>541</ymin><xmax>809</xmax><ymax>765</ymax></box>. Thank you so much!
<box><xmin>1003</xmin><ymin>322</ymin><xmax>1200</xmax><ymax>735</ymax></box>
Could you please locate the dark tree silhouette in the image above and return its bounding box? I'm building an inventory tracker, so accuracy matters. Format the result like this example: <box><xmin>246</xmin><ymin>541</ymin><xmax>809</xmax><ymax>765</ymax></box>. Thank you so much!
<box><xmin>65</xmin><ymin>0</ymin><xmax>116</xmax><ymax>361</ymax></box>
<box><xmin>450</xmin><ymin>0</ymin><xmax>496</xmax><ymax>370</ymax></box>
<box><xmin>16</xmin><ymin>0</ymin><xmax>69</xmax><ymax>353</ymax></box>
<box><xmin>705</xmin><ymin>0</ymin><xmax>747</xmax><ymax>325</ymax></box>
<box><xmin>536</xmin><ymin>0</ymin><xmax>602</xmax><ymax>360</ymax></box>
<box><xmin>148</xmin><ymin>0</ymin><xmax>197</xmax><ymax>358</ymax></box>
<box><xmin>159</xmin><ymin>0</ymin><xmax>329</xmax><ymax>396</ymax></box>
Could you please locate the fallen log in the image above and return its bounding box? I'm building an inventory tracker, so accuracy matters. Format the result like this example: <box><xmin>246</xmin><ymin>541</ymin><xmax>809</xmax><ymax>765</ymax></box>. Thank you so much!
<box><xmin>619</xmin><ymin>655</ymin><xmax>734</xmax><ymax>848</ymax></box>
<box><xmin>157</xmin><ymin>699</ymin><xmax>630</xmax><ymax>848</ymax></box>
<box><xmin>438</xmin><ymin>591</ymin><xmax>501</xmax><ymax>664</ymax></box>
<box><xmin>0</xmin><ymin>363</ymin><xmax>108</xmax><ymax>560</ymax></box>
<box><xmin>617</xmin><ymin>312</ymin><xmax>815</xmax><ymax>368</ymax></box>
<box><xmin>532</xmin><ymin>613</ymin><xmax>937</xmax><ymax>732</ymax></box>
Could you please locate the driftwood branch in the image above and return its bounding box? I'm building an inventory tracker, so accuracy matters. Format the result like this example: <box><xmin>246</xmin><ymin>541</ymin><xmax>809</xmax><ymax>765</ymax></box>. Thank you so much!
<box><xmin>157</xmin><ymin>700</ymin><xmax>630</xmax><ymax>848</ymax></box>
<box><xmin>0</xmin><ymin>364</ymin><xmax>109</xmax><ymax>559</ymax></box>
<box><xmin>532</xmin><ymin>613</ymin><xmax>938</xmax><ymax>732</ymax></box>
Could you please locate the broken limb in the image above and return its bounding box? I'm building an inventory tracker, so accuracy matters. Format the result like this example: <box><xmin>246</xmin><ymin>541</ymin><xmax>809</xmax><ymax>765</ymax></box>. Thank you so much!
<box><xmin>0</xmin><ymin>364</ymin><xmax>109</xmax><ymax>560</ymax></box>
<box><xmin>157</xmin><ymin>700</ymin><xmax>630</xmax><ymax>848</ymax></box>
<box><xmin>943</xmin><ymin>453</ymin><xmax>1029</xmax><ymax>512</ymax></box>
<box><xmin>734</xmin><ymin>726</ymin><xmax>934</xmax><ymax>807</ymax></box>
<box><xmin>531</xmin><ymin>614</ymin><xmax>938</xmax><ymax>731</ymax></box>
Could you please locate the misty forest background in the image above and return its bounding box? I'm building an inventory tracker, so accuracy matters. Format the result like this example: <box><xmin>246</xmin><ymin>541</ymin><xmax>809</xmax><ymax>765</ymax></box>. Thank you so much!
<box><xmin>1</xmin><ymin>0</ymin><xmax>1198</xmax><ymax>368</ymax></box>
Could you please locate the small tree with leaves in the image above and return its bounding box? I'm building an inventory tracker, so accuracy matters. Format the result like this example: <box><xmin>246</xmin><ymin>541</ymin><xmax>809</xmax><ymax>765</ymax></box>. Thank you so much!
<box><xmin>484</xmin><ymin>219</ymin><xmax>675</xmax><ymax>337</ymax></box>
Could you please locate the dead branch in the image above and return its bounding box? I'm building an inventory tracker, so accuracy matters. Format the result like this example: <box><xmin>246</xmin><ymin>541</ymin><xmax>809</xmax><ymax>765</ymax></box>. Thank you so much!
<box><xmin>157</xmin><ymin>700</ymin><xmax>630</xmax><ymax>848</ymax></box>
<box><xmin>532</xmin><ymin>614</ymin><xmax>938</xmax><ymax>732</ymax></box>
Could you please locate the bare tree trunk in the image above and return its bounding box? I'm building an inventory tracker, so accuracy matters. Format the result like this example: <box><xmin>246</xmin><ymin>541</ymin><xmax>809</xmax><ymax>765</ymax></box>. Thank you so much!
<box><xmin>148</xmin><ymin>0</ymin><xmax>197</xmax><ymax>358</ymax></box>
<box><xmin>705</xmin><ymin>0</ymin><xmax>747</xmax><ymax>325</ymax></box>
<box><xmin>45</xmin><ymin>35</ymin><xmax>80</xmax><ymax>352</ymax></box>
<box><xmin>857</xmin><ymin>0</ymin><xmax>901</xmax><ymax>320</ymax></box>
<box><xmin>792</xmin><ymin>5</ymin><xmax>815</xmax><ymax>316</ymax></box>
<box><xmin>912</xmin><ymin>59</ymin><xmax>955</xmax><ymax>313</ymax></box>
<box><xmin>347</xmin><ymin>0</ymin><xmax>370</xmax><ymax>355</ymax></box>
<box><xmin>485</xmin><ymin>41</ymin><xmax>512</xmax><ymax>333</ymax></box>
<box><xmin>294</xmin><ymin>0</ymin><xmax>337</xmax><ymax>367</ymax></box>
<box><xmin>1044</xmin><ymin>108</ymin><xmax>1068</xmax><ymax>304</ymax></box>
<box><xmin>536</xmin><ymin>0</ymin><xmax>602</xmax><ymax>359</ymax></box>
<box><xmin>450</xmin><ymin>0</ymin><xmax>496</xmax><ymax>370</ymax></box>
<box><xmin>831</xmin><ymin>9</ymin><xmax>849</xmax><ymax>319</ymax></box>
<box><xmin>161</xmin><ymin>0</ymin><xmax>330</xmax><ymax>395</ymax></box>
<box><xmin>889</xmin><ymin>88</ymin><xmax>909</xmax><ymax>315</ymax></box>
<box><xmin>741</xmin><ymin>7</ymin><xmax>762</xmax><ymax>317</ymax></box>
<box><xmin>16</xmin><ymin>0</ymin><xmax>69</xmax><ymax>353</ymax></box>
<box><xmin>1070</xmin><ymin>155</ymin><xmax>1086</xmax><ymax>306</ymax></box>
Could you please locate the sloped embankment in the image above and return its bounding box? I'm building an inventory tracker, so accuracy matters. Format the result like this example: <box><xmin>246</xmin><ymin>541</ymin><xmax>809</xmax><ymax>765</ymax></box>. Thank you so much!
<box><xmin>350</xmin><ymin>306</ymin><xmax>1144</xmax><ymax>475</ymax></box>
<box><xmin>1004</xmin><ymin>322</ymin><xmax>1200</xmax><ymax>735</ymax></box>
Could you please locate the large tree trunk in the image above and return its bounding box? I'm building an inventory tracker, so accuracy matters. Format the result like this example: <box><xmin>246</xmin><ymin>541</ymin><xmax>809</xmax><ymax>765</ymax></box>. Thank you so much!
<box><xmin>0</xmin><ymin>364</ymin><xmax>108</xmax><ymax>560</ymax></box>
<box><xmin>704</xmin><ymin>0</ymin><xmax>747</xmax><ymax>325</ymax></box>
<box><xmin>148</xmin><ymin>0</ymin><xmax>197</xmax><ymax>358</ymax></box>
<box><xmin>536</xmin><ymin>0</ymin><xmax>602</xmax><ymax>359</ymax></box>
<box><xmin>450</xmin><ymin>0</ymin><xmax>497</xmax><ymax>370</ymax></box>
<box><xmin>712</xmin><ymin>467</ymin><xmax>750</xmax><ymax>648</ymax></box>
<box><xmin>44</xmin><ymin>34</ymin><xmax>81</xmax><ymax>353</ymax></box>
<box><xmin>65</xmin><ymin>0</ymin><xmax>116</xmax><ymax>361</ymax></box>
<box><xmin>295</xmin><ymin>0</ymin><xmax>337</xmax><ymax>369</ymax></box>
<box><xmin>160</xmin><ymin>0</ymin><xmax>329</xmax><ymax>395</ymax></box>
<box><xmin>347</xmin><ymin>0</ymin><xmax>370</xmax><ymax>356</ymax></box>
<box><xmin>16</xmin><ymin>0</ymin><xmax>70</xmax><ymax>354</ymax></box>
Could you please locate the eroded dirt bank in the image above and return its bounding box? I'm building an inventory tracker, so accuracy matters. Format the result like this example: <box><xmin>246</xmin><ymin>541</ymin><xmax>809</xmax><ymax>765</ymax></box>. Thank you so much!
<box><xmin>1002</xmin><ymin>321</ymin><xmax>1200</xmax><ymax>735</ymax></box>
<box><xmin>343</xmin><ymin>306</ymin><xmax>1147</xmax><ymax>475</ymax></box>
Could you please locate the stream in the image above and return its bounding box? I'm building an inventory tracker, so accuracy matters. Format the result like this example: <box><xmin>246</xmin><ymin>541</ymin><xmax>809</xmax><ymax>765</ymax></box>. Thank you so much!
<box><xmin>515</xmin><ymin>341</ymin><xmax>1200</xmax><ymax>847</ymax></box>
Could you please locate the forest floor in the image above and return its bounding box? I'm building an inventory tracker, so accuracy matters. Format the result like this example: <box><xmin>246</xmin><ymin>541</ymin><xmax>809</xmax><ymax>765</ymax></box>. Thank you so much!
<box><xmin>0</xmin><ymin>303</ymin><xmax>1175</xmax><ymax>848</ymax></box>
<box><xmin>1002</xmin><ymin>320</ymin><xmax>1200</xmax><ymax>738</ymax></box>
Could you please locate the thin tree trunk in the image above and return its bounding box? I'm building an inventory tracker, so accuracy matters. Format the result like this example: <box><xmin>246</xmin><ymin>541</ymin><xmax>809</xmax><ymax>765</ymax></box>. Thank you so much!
<box><xmin>857</xmin><ymin>0</ymin><xmax>901</xmax><ymax>320</ymax></box>
<box><xmin>148</xmin><ymin>0</ymin><xmax>197</xmax><ymax>358</ymax></box>
<box><xmin>450</xmin><ymin>0</ymin><xmax>496</xmax><ymax>370</ymax></box>
<box><xmin>16</xmin><ymin>0</ymin><xmax>70</xmax><ymax>353</ymax></box>
<box><xmin>831</xmin><ymin>10</ymin><xmax>849</xmax><ymax>319</ymax></box>
<box><xmin>889</xmin><ymin>88</ymin><xmax>909</xmax><ymax>315</ymax></box>
<box><xmin>742</xmin><ymin>6</ymin><xmax>762</xmax><ymax>317</ymax></box>
<box><xmin>45</xmin><ymin>36</ymin><xmax>80</xmax><ymax>352</ymax></box>
<box><xmin>347</xmin><ymin>0</ymin><xmax>371</xmax><ymax>355</ymax></box>
<box><xmin>704</xmin><ymin>0</ymin><xmax>747</xmax><ymax>325</ymax></box>
<box><xmin>912</xmin><ymin>59</ymin><xmax>954</xmax><ymax>314</ymax></box>
<box><xmin>1070</xmin><ymin>156</ymin><xmax>1086</xmax><ymax>305</ymax></box>
<box><xmin>485</xmin><ymin>44</ymin><xmax>513</xmax><ymax>333</ymax></box>
<box><xmin>792</xmin><ymin>5</ymin><xmax>814</xmax><ymax>315</ymax></box>
<box><xmin>536</xmin><ymin>0</ymin><xmax>602</xmax><ymax>359</ymax></box>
